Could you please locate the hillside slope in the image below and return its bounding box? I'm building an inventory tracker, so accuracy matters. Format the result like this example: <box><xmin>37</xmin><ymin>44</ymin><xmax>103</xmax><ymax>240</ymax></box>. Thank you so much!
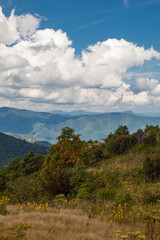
<box><xmin>0</xmin><ymin>133</ymin><xmax>48</xmax><ymax>166</ymax></box>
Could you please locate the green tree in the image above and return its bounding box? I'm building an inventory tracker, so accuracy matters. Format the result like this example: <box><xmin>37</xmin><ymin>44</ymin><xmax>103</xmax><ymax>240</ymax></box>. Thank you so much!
<box><xmin>22</xmin><ymin>151</ymin><xmax>44</xmax><ymax>175</ymax></box>
<box><xmin>57</xmin><ymin>127</ymin><xmax>75</xmax><ymax>141</ymax></box>
<box><xmin>39</xmin><ymin>127</ymin><xmax>92</xmax><ymax>196</ymax></box>
<box><xmin>144</xmin><ymin>125</ymin><xmax>159</xmax><ymax>134</ymax></box>
<box><xmin>114</xmin><ymin>125</ymin><xmax>129</xmax><ymax>136</ymax></box>
<box><xmin>5</xmin><ymin>157</ymin><xmax>23</xmax><ymax>179</ymax></box>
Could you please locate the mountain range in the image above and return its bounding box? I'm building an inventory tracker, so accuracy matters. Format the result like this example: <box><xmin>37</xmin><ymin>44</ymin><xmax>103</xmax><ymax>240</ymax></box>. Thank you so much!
<box><xmin>1</xmin><ymin>107</ymin><xmax>160</xmax><ymax>143</ymax></box>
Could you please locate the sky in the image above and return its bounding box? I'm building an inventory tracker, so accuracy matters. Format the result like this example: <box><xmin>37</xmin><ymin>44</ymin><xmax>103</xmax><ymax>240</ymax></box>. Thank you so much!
<box><xmin>0</xmin><ymin>0</ymin><xmax>160</xmax><ymax>113</ymax></box>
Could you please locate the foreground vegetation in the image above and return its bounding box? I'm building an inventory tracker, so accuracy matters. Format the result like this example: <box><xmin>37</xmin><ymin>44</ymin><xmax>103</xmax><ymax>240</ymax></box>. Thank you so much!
<box><xmin>0</xmin><ymin>202</ymin><xmax>148</xmax><ymax>240</ymax></box>
<box><xmin>1</xmin><ymin>125</ymin><xmax>160</xmax><ymax>239</ymax></box>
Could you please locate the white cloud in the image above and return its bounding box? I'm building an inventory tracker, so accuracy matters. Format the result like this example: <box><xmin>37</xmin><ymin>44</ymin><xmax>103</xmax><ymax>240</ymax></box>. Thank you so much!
<box><xmin>122</xmin><ymin>91</ymin><xmax>151</xmax><ymax>105</ymax></box>
<box><xmin>132</xmin><ymin>77</ymin><xmax>160</xmax><ymax>98</ymax></box>
<box><xmin>152</xmin><ymin>84</ymin><xmax>160</xmax><ymax>96</ymax></box>
<box><xmin>0</xmin><ymin>7</ymin><xmax>40</xmax><ymax>45</ymax></box>
<box><xmin>81</xmin><ymin>39</ymin><xmax>160</xmax><ymax>89</ymax></box>
<box><xmin>133</xmin><ymin>78</ymin><xmax>159</xmax><ymax>92</ymax></box>
<box><xmin>0</xmin><ymin>55</ymin><xmax>28</xmax><ymax>71</ymax></box>
<box><xmin>19</xmin><ymin>88</ymin><xmax>45</xmax><ymax>98</ymax></box>
<box><xmin>0</xmin><ymin>8</ymin><xmax>160</xmax><ymax>112</ymax></box>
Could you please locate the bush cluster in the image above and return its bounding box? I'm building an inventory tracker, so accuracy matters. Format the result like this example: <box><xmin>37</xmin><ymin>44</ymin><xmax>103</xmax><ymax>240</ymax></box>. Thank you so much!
<box><xmin>143</xmin><ymin>155</ymin><xmax>160</xmax><ymax>182</ymax></box>
<box><xmin>39</xmin><ymin>127</ymin><xmax>93</xmax><ymax>196</ymax></box>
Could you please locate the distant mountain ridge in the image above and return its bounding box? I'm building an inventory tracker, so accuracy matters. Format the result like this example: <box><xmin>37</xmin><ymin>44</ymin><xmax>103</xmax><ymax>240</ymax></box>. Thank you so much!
<box><xmin>1</xmin><ymin>107</ymin><xmax>160</xmax><ymax>143</ymax></box>
<box><xmin>52</xmin><ymin>110</ymin><xmax>100</xmax><ymax>116</ymax></box>
<box><xmin>4</xmin><ymin>132</ymin><xmax>52</xmax><ymax>147</ymax></box>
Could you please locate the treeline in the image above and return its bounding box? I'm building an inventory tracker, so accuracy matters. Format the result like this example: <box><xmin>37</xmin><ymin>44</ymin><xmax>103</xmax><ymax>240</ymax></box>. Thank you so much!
<box><xmin>92</xmin><ymin>124</ymin><xmax>160</xmax><ymax>161</ymax></box>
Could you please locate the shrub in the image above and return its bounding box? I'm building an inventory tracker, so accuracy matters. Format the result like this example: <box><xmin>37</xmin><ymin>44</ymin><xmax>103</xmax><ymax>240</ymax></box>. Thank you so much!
<box><xmin>70</xmin><ymin>160</ymin><xmax>88</xmax><ymax>197</ymax></box>
<box><xmin>76</xmin><ymin>169</ymin><xmax>121</xmax><ymax>201</ymax></box>
<box><xmin>6</xmin><ymin>173</ymin><xmax>49</xmax><ymax>203</ymax></box>
<box><xmin>5</xmin><ymin>157</ymin><xmax>23</xmax><ymax>180</ymax></box>
<box><xmin>22</xmin><ymin>151</ymin><xmax>44</xmax><ymax>176</ymax></box>
<box><xmin>91</xmin><ymin>143</ymin><xmax>105</xmax><ymax>163</ymax></box>
<box><xmin>41</xmin><ymin>168</ymin><xmax>72</xmax><ymax>196</ymax></box>
<box><xmin>39</xmin><ymin>127</ymin><xmax>92</xmax><ymax>196</ymax></box>
<box><xmin>96</xmin><ymin>186</ymin><xmax>117</xmax><ymax>200</ymax></box>
<box><xmin>103</xmin><ymin>125</ymin><xmax>129</xmax><ymax>143</ymax></box>
<box><xmin>141</xmin><ymin>183</ymin><xmax>160</xmax><ymax>204</ymax></box>
<box><xmin>143</xmin><ymin>134</ymin><xmax>157</xmax><ymax>145</ymax></box>
<box><xmin>143</xmin><ymin>155</ymin><xmax>160</xmax><ymax>182</ymax></box>
<box><xmin>143</xmin><ymin>125</ymin><xmax>159</xmax><ymax>145</ymax></box>
<box><xmin>114</xmin><ymin>190</ymin><xmax>134</xmax><ymax>206</ymax></box>
<box><xmin>132</xmin><ymin>131</ymin><xmax>145</xmax><ymax>144</ymax></box>
<box><xmin>76</xmin><ymin>187</ymin><xmax>90</xmax><ymax>199</ymax></box>
<box><xmin>5</xmin><ymin>152</ymin><xmax>44</xmax><ymax>180</ymax></box>
<box><xmin>0</xmin><ymin>168</ymin><xmax>8</xmax><ymax>193</ymax></box>
<box><xmin>105</xmin><ymin>135</ymin><xmax>137</xmax><ymax>156</ymax></box>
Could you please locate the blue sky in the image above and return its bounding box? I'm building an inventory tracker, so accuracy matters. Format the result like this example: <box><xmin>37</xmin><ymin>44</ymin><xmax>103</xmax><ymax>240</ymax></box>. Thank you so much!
<box><xmin>2</xmin><ymin>0</ymin><xmax>160</xmax><ymax>53</ymax></box>
<box><xmin>0</xmin><ymin>0</ymin><xmax>160</xmax><ymax>113</ymax></box>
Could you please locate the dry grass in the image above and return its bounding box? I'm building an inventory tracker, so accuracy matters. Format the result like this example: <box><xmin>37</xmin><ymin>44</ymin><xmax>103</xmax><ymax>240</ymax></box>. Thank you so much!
<box><xmin>0</xmin><ymin>205</ymin><xmax>143</xmax><ymax>240</ymax></box>
<box><xmin>105</xmin><ymin>152</ymin><xmax>145</xmax><ymax>170</ymax></box>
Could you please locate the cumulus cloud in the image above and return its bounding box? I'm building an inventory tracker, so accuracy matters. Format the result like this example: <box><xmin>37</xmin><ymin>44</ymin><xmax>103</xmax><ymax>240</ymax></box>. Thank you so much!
<box><xmin>122</xmin><ymin>91</ymin><xmax>151</xmax><ymax>105</ymax></box>
<box><xmin>132</xmin><ymin>77</ymin><xmax>160</xmax><ymax>98</ymax></box>
<box><xmin>0</xmin><ymin>8</ymin><xmax>160</xmax><ymax>112</ymax></box>
<box><xmin>81</xmin><ymin>39</ymin><xmax>159</xmax><ymax>89</ymax></box>
<box><xmin>132</xmin><ymin>78</ymin><xmax>159</xmax><ymax>92</ymax></box>
<box><xmin>0</xmin><ymin>7</ymin><xmax>40</xmax><ymax>45</ymax></box>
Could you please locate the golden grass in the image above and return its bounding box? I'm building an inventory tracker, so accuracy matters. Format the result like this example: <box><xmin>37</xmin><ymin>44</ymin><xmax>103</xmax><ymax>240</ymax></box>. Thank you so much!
<box><xmin>0</xmin><ymin>205</ymin><xmax>144</xmax><ymax>240</ymax></box>
<box><xmin>106</xmin><ymin>152</ymin><xmax>145</xmax><ymax>170</ymax></box>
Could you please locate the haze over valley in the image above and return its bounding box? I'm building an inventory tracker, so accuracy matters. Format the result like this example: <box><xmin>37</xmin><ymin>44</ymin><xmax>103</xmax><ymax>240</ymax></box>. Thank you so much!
<box><xmin>1</xmin><ymin>107</ymin><xmax>160</xmax><ymax>143</ymax></box>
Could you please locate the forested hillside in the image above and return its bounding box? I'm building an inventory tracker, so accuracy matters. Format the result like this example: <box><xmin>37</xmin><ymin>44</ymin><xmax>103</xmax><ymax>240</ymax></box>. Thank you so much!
<box><xmin>0</xmin><ymin>133</ymin><xmax>47</xmax><ymax>166</ymax></box>
<box><xmin>5</xmin><ymin>132</ymin><xmax>51</xmax><ymax>147</ymax></box>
